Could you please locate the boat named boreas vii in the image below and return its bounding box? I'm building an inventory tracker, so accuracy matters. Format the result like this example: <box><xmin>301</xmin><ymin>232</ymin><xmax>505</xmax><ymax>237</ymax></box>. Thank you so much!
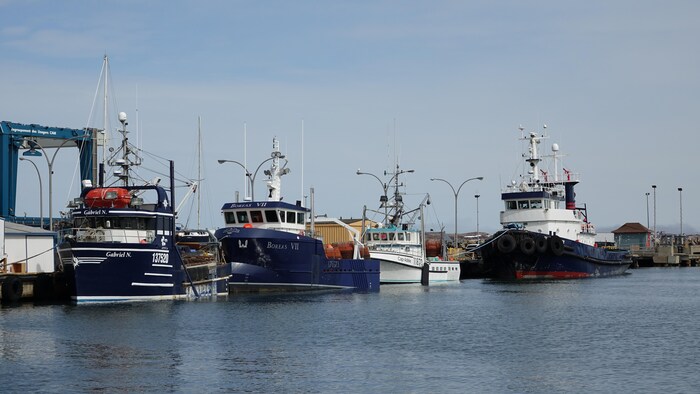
<box><xmin>215</xmin><ymin>137</ymin><xmax>379</xmax><ymax>292</ymax></box>
<box><xmin>57</xmin><ymin>112</ymin><xmax>230</xmax><ymax>303</ymax></box>
<box><xmin>480</xmin><ymin>126</ymin><xmax>630</xmax><ymax>280</ymax></box>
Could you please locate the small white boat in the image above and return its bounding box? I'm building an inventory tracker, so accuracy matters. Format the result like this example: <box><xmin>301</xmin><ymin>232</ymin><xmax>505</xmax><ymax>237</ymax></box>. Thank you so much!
<box><xmin>359</xmin><ymin>165</ymin><xmax>460</xmax><ymax>284</ymax></box>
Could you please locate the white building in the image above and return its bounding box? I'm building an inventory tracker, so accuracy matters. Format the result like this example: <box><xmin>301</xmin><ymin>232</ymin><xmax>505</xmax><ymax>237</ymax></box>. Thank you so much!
<box><xmin>1</xmin><ymin>218</ymin><xmax>56</xmax><ymax>273</ymax></box>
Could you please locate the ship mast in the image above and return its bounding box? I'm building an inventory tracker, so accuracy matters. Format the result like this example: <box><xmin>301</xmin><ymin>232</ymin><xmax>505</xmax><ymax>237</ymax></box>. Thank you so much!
<box><xmin>265</xmin><ymin>137</ymin><xmax>290</xmax><ymax>201</ymax></box>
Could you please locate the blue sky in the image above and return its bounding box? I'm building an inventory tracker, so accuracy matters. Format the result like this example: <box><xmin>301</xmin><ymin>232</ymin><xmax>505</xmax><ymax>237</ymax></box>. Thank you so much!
<box><xmin>2</xmin><ymin>0</ymin><xmax>698</xmax><ymax>234</ymax></box>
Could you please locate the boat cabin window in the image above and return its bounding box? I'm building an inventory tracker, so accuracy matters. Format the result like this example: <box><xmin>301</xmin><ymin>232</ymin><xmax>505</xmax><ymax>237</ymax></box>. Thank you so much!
<box><xmin>398</xmin><ymin>233</ymin><xmax>405</xmax><ymax>241</ymax></box>
<box><xmin>74</xmin><ymin>216</ymin><xmax>153</xmax><ymax>230</ymax></box>
<box><xmin>530</xmin><ymin>200</ymin><xmax>543</xmax><ymax>209</ymax></box>
<box><xmin>372</xmin><ymin>233</ymin><xmax>380</xmax><ymax>241</ymax></box>
<box><xmin>286</xmin><ymin>211</ymin><xmax>296</xmax><ymax>223</ymax></box>
<box><xmin>251</xmin><ymin>210</ymin><xmax>263</xmax><ymax>223</ymax></box>
<box><xmin>381</xmin><ymin>233</ymin><xmax>387</xmax><ymax>240</ymax></box>
<box><xmin>506</xmin><ymin>201</ymin><xmax>517</xmax><ymax>210</ymax></box>
<box><xmin>236</xmin><ymin>211</ymin><xmax>249</xmax><ymax>224</ymax></box>
<box><xmin>224</xmin><ymin>212</ymin><xmax>236</xmax><ymax>224</ymax></box>
<box><xmin>296</xmin><ymin>212</ymin><xmax>305</xmax><ymax>224</ymax></box>
<box><xmin>265</xmin><ymin>210</ymin><xmax>279</xmax><ymax>223</ymax></box>
<box><xmin>389</xmin><ymin>233</ymin><xmax>396</xmax><ymax>241</ymax></box>
<box><xmin>518</xmin><ymin>200</ymin><xmax>530</xmax><ymax>209</ymax></box>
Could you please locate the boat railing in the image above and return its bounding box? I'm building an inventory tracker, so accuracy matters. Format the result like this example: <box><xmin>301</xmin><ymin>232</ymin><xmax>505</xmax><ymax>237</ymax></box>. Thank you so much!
<box><xmin>71</xmin><ymin>228</ymin><xmax>156</xmax><ymax>244</ymax></box>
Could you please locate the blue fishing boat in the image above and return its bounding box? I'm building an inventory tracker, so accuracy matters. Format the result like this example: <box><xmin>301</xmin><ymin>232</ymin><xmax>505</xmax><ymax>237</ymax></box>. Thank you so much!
<box><xmin>57</xmin><ymin>112</ymin><xmax>230</xmax><ymax>303</ymax></box>
<box><xmin>480</xmin><ymin>126</ymin><xmax>630</xmax><ymax>280</ymax></box>
<box><xmin>215</xmin><ymin>137</ymin><xmax>379</xmax><ymax>292</ymax></box>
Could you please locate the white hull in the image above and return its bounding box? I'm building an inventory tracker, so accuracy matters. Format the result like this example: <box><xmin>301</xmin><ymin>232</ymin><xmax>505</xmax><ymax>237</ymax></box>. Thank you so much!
<box><xmin>373</xmin><ymin>251</ymin><xmax>460</xmax><ymax>283</ymax></box>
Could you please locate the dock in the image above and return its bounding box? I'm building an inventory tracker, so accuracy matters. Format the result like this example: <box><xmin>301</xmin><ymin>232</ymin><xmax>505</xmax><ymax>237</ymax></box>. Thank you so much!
<box><xmin>628</xmin><ymin>244</ymin><xmax>700</xmax><ymax>268</ymax></box>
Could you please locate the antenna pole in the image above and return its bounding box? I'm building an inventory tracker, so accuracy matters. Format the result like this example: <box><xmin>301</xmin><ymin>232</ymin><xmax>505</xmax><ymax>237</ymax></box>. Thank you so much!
<box><xmin>197</xmin><ymin>116</ymin><xmax>202</xmax><ymax>229</ymax></box>
<box><xmin>301</xmin><ymin>119</ymin><xmax>304</xmax><ymax>204</ymax></box>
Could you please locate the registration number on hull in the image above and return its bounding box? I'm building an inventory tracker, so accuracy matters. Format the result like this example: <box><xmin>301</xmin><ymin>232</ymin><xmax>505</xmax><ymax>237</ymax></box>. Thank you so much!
<box><xmin>153</xmin><ymin>252</ymin><xmax>169</xmax><ymax>264</ymax></box>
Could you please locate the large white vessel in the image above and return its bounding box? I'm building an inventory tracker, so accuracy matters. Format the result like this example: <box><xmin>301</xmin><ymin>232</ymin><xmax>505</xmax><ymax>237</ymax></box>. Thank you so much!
<box><xmin>359</xmin><ymin>165</ymin><xmax>460</xmax><ymax>284</ymax></box>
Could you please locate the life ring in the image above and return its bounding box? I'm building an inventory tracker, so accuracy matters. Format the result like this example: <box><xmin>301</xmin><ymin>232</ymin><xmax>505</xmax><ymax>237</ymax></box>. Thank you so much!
<box><xmin>520</xmin><ymin>237</ymin><xmax>536</xmax><ymax>255</ymax></box>
<box><xmin>2</xmin><ymin>276</ymin><xmax>23</xmax><ymax>303</ymax></box>
<box><xmin>497</xmin><ymin>234</ymin><xmax>516</xmax><ymax>254</ymax></box>
<box><xmin>550</xmin><ymin>236</ymin><xmax>564</xmax><ymax>256</ymax></box>
<box><xmin>535</xmin><ymin>236</ymin><xmax>548</xmax><ymax>254</ymax></box>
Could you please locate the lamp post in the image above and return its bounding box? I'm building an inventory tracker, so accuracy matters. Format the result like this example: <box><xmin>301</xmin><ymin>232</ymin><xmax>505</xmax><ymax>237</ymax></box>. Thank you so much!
<box><xmin>645</xmin><ymin>192</ymin><xmax>650</xmax><ymax>230</ymax></box>
<box><xmin>217</xmin><ymin>159</ymin><xmax>251</xmax><ymax>200</ymax></box>
<box><xmin>250</xmin><ymin>156</ymin><xmax>277</xmax><ymax>201</ymax></box>
<box><xmin>356</xmin><ymin>169</ymin><xmax>389</xmax><ymax>223</ymax></box>
<box><xmin>19</xmin><ymin>157</ymin><xmax>43</xmax><ymax>228</ymax></box>
<box><xmin>430</xmin><ymin>176</ymin><xmax>484</xmax><ymax>247</ymax></box>
<box><xmin>652</xmin><ymin>184</ymin><xmax>657</xmax><ymax>245</ymax></box>
<box><xmin>357</xmin><ymin>166</ymin><xmax>415</xmax><ymax>225</ymax></box>
<box><xmin>475</xmin><ymin>194</ymin><xmax>481</xmax><ymax>235</ymax></box>
<box><xmin>678</xmin><ymin>187</ymin><xmax>683</xmax><ymax>236</ymax></box>
<box><xmin>218</xmin><ymin>156</ymin><xmax>279</xmax><ymax>201</ymax></box>
<box><xmin>23</xmin><ymin>136</ymin><xmax>88</xmax><ymax>231</ymax></box>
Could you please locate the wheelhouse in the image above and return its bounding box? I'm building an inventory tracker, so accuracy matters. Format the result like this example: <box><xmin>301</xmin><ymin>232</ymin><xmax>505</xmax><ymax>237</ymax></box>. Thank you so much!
<box><xmin>221</xmin><ymin>201</ymin><xmax>308</xmax><ymax>233</ymax></box>
<box><xmin>502</xmin><ymin>191</ymin><xmax>563</xmax><ymax>211</ymax></box>
<box><xmin>364</xmin><ymin>226</ymin><xmax>418</xmax><ymax>245</ymax></box>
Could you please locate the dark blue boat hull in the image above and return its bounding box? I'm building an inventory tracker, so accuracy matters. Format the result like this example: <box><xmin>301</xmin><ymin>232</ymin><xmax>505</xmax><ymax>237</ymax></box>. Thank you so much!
<box><xmin>57</xmin><ymin>244</ymin><xmax>188</xmax><ymax>303</ymax></box>
<box><xmin>481</xmin><ymin>230</ymin><xmax>631</xmax><ymax>280</ymax></box>
<box><xmin>215</xmin><ymin>227</ymin><xmax>379</xmax><ymax>292</ymax></box>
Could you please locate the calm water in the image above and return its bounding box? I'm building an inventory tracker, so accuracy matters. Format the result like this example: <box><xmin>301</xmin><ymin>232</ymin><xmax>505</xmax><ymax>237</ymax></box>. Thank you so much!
<box><xmin>2</xmin><ymin>268</ymin><xmax>700</xmax><ymax>393</ymax></box>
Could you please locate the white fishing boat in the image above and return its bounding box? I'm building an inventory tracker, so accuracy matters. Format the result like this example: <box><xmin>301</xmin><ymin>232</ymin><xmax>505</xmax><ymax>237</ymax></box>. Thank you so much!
<box><xmin>358</xmin><ymin>165</ymin><xmax>460</xmax><ymax>284</ymax></box>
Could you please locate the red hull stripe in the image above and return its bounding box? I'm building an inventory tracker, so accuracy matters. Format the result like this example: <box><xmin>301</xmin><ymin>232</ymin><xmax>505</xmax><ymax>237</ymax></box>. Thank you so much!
<box><xmin>516</xmin><ymin>271</ymin><xmax>591</xmax><ymax>279</ymax></box>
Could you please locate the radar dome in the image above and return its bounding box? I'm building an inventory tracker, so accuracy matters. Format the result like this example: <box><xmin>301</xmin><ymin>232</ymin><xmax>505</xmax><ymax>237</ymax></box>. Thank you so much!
<box><xmin>552</xmin><ymin>143</ymin><xmax>559</xmax><ymax>152</ymax></box>
<box><xmin>118</xmin><ymin>112</ymin><xmax>127</xmax><ymax>123</ymax></box>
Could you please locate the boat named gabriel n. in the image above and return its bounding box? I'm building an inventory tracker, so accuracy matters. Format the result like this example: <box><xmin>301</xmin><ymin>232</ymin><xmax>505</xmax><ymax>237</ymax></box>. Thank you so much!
<box><xmin>480</xmin><ymin>126</ymin><xmax>630</xmax><ymax>280</ymax></box>
<box><xmin>57</xmin><ymin>112</ymin><xmax>230</xmax><ymax>303</ymax></box>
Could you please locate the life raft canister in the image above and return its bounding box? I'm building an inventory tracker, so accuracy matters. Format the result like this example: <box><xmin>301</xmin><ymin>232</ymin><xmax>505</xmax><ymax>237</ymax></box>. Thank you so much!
<box><xmin>84</xmin><ymin>188</ymin><xmax>132</xmax><ymax>208</ymax></box>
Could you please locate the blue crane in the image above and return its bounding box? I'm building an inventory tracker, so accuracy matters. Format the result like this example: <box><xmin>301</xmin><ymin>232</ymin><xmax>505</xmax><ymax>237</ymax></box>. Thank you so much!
<box><xmin>0</xmin><ymin>121</ymin><xmax>96</xmax><ymax>226</ymax></box>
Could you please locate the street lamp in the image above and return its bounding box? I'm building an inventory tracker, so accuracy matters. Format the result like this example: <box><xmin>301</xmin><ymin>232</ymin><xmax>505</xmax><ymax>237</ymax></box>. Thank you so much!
<box><xmin>645</xmin><ymin>192</ymin><xmax>650</xmax><ymax>230</ymax></box>
<box><xmin>218</xmin><ymin>155</ymin><xmax>281</xmax><ymax>201</ymax></box>
<box><xmin>19</xmin><ymin>157</ymin><xmax>43</xmax><ymax>228</ymax></box>
<box><xmin>251</xmin><ymin>156</ymin><xmax>279</xmax><ymax>201</ymax></box>
<box><xmin>475</xmin><ymin>194</ymin><xmax>481</xmax><ymax>235</ymax></box>
<box><xmin>652</xmin><ymin>184</ymin><xmax>657</xmax><ymax>245</ymax></box>
<box><xmin>218</xmin><ymin>159</ymin><xmax>251</xmax><ymax>199</ymax></box>
<box><xmin>430</xmin><ymin>176</ymin><xmax>484</xmax><ymax>247</ymax></box>
<box><xmin>678</xmin><ymin>187</ymin><xmax>683</xmax><ymax>236</ymax></box>
<box><xmin>357</xmin><ymin>166</ymin><xmax>415</xmax><ymax>225</ymax></box>
<box><xmin>22</xmin><ymin>136</ymin><xmax>89</xmax><ymax>231</ymax></box>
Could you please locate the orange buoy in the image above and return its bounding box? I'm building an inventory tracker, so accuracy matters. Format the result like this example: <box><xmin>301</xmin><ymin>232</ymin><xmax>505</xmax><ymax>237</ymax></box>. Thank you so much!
<box><xmin>325</xmin><ymin>244</ymin><xmax>341</xmax><ymax>259</ymax></box>
<box><xmin>425</xmin><ymin>239</ymin><xmax>441</xmax><ymax>257</ymax></box>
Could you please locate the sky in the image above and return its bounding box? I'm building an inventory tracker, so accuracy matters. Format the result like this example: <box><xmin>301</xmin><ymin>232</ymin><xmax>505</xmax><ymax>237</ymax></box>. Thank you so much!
<box><xmin>1</xmin><ymin>0</ymin><xmax>698</xmax><ymax>235</ymax></box>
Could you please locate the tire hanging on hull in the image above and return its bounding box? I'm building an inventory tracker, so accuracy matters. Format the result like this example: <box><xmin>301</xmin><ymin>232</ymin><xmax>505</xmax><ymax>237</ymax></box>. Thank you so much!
<box><xmin>520</xmin><ymin>237</ymin><xmax>535</xmax><ymax>255</ymax></box>
<box><xmin>550</xmin><ymin>236</ymin><xmax>564</xmax><ymax>256</ymax></box>
<box><xmin>497</xmin><ymin>234</ymin><xmax>516</xmax><ymax>253</ymax></box>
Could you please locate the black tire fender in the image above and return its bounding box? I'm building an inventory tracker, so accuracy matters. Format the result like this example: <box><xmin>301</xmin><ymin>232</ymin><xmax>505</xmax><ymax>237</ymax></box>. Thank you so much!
<box><xmin>520</xmin><ymin>237</ymin><xmax>536</xmax><ymax>255</ymax></box>
<box><xmin>550</xmin><ymin>236</ymin><xmax>564</xmax><ymax>256</ymax></box>
<box><xmin>497</xmin><ymin>234</ymin><xmax>517</xmax><ymax>254</ymax></box>
<box><xmin>535</xmin><ymin>236</ymin><xmax>548</xmax><ymax>254</ymax></box>
<box><xmin>2</xmin><ymin>276</ymin><xmax>23</xmax><ymax>303</ymax></box>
